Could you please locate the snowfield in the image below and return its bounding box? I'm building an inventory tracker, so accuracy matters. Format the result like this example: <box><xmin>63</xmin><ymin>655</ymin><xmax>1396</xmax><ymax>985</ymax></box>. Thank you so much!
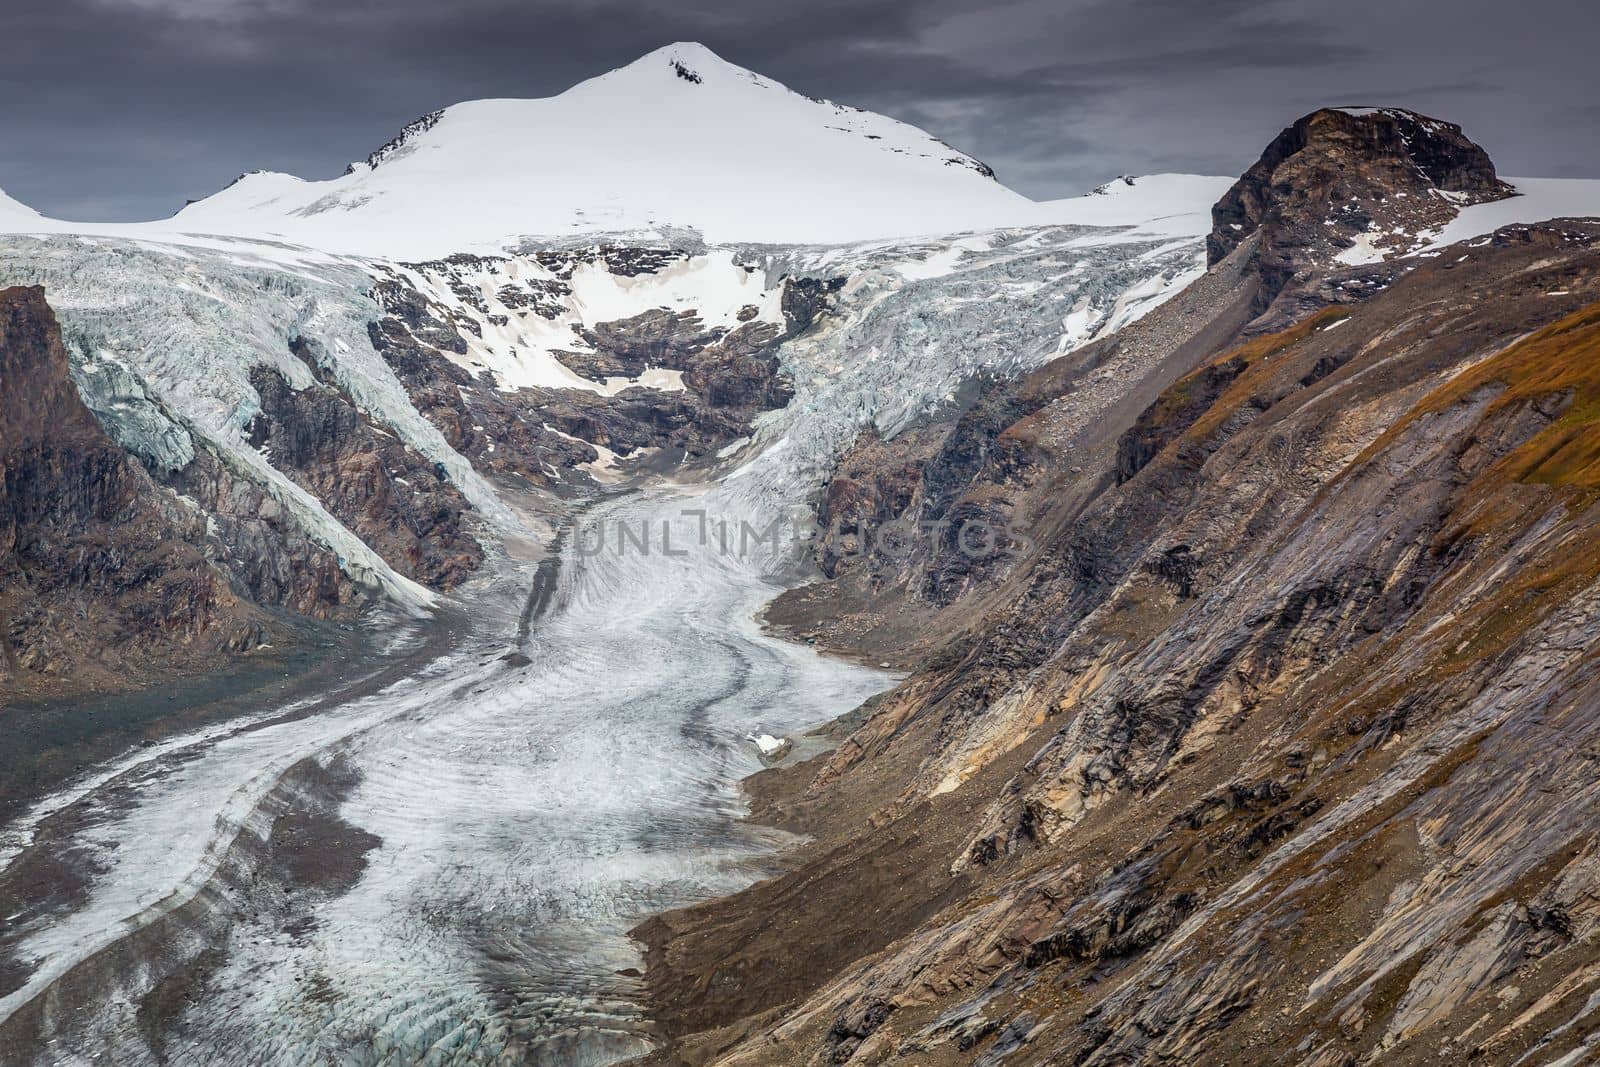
<box><xmin>159</xmin><ymin>44</ymin><xmax>1228</xmax><ymax>257</ymax></box>
<box><xmin>1431</xmin><ymin>176</ymin><xmax>1600</xmax><ymax>248</ymax></box>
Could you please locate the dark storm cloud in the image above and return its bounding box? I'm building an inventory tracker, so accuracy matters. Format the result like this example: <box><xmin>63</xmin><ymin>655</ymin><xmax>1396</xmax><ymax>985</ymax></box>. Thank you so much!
<box><xmin>3</xmin><ymin>0</ymin><xmax>1597</xmax><ymax>219</ymax></box>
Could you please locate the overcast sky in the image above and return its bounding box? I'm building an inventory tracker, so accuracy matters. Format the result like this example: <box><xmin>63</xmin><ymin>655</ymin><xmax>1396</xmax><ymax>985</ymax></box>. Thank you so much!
<box><xmin>5</xmin><ymin>0</ymin><xmax>1598</xmax><ymax>220</ymax></box>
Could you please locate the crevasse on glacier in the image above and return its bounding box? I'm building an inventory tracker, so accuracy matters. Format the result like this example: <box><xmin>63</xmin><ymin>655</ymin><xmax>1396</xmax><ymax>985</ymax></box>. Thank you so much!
<box><xmin>0</xmin><ymin>221</ymin><xmax>1201</xmax><ymax>1064</ymax></box>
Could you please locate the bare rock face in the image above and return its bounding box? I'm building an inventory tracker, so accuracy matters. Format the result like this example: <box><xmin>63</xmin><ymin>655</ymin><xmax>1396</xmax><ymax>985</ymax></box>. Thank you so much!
<box><xmin>638</xmin><ymin>225</ymin><xmax>1600</xmax><ymax>1067</ymax></box>
<box><xmin>367</xmin><ymin>259</ymin><xmax>816</xmax><ymax>487</ymax></box>
<box><xmin>244</xmin><ymin>355</ymin><xmax>482</xmax><ymax>590</ymax></box>
<box><xmin>0</xmin><ymin>287</ymin><xmax>270</xmax><ymax>695</ymax></box>
<box><xmin>1209</xmin><ymin>107</ymin><xmax>1513</xmax><ymax>305</ymax></box>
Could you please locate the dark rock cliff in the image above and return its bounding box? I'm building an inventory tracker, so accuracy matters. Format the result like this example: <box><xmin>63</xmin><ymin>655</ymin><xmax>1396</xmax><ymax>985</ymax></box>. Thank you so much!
<box><xmin>0</xmin><ymin>287</ymin><xmax>269</xmax><ymax>696</ymax></box>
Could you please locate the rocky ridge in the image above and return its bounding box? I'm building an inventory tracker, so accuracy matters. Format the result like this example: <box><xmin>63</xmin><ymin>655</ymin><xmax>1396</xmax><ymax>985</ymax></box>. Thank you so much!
<box><xmin>1209</xmin><ymin>107</ymin><xmax>1513</xmax><ymax>308</ymax></box>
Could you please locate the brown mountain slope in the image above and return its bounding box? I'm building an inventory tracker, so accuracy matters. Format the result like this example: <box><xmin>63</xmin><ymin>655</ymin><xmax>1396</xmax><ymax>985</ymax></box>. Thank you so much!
<box><xmin>635</xmin><ymin>223</ymin><xmax>1600</xmax><ymax>1066</ymax></box>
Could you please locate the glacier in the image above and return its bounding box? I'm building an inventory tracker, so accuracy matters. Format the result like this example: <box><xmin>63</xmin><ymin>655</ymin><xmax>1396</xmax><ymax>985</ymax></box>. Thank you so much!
<box><xmin>0</xmin><ymin>210</ymin><xmax>1208</xmax><ymax>1064</ymax></box>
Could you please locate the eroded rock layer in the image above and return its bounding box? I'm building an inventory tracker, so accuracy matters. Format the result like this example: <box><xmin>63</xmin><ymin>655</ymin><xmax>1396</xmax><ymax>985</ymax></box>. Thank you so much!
<box><xmin>637</xmin><ymin>223</ymin><xmax>1600</xmax><ymax>1067</ymax></box>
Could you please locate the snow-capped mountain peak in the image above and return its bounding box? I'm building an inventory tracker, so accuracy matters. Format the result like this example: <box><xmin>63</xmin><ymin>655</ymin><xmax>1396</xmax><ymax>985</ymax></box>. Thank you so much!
<box><xmin>165</xmin><ymin>41</ymin><xmax>1035</xmax><ymax>257</ymax></box>
<box><xmin>340</xmin><ymin>42</ymin><xmax>996</xmax><ymax>184</ymax></box>
<box><xmin>0</xmin><ymin>44</ymin><xmax>1253</xmax><ymax>258</ymax></box>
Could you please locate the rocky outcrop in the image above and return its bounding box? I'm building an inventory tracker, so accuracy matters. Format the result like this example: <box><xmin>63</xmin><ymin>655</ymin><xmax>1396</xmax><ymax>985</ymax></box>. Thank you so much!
<box><xmin>1209</xmin><ymin>108</ymin><xmax>1513</xmax><ymax>307</ymax></box>
<box><xmin>369</xmin><ymin>261</ymin><xmax>821</xmax><ymax>485</ymax></box>
<box><xmin>0</xmin><ymin>287</ymin><xmax>274</xmax><ymax>697</ymax></box>
<box><xmin>636</xmin><ymin>221</ymin><xmax>1600</xmax><ymax>1066</ymax></box>
<box><xmin>245</xmin><ymin>356</ymin><xmax>481</xmax><ymax>589</ymax></box>
<box><xmin>560</xmin><ymin>305</ymin><xmax>795</xmax><ymax>422</ymax></box>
